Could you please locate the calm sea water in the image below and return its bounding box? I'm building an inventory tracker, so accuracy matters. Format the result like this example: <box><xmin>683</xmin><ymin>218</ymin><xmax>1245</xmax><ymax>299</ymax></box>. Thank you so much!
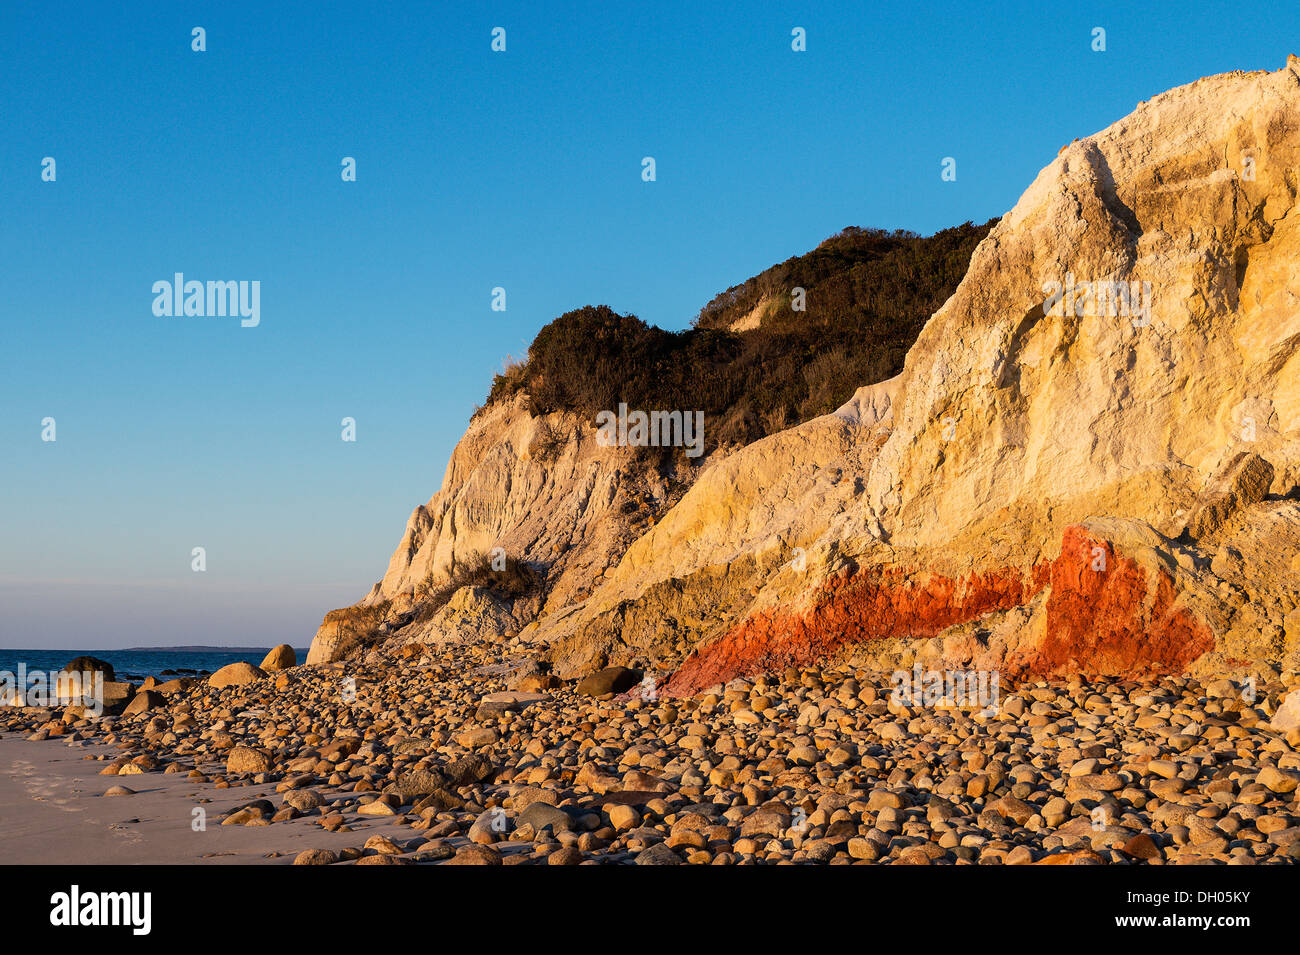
<box><xmin>0</xmin><ymin>648</ymin><xmax>310</xmax><ymax>684</ymax></box>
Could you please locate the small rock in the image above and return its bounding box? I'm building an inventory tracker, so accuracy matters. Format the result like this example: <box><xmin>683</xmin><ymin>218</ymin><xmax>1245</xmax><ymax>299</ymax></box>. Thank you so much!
<box><xmin>122</xmin><ymin>690</ymin><xmax>166</xmax><ymax>716</ymax></box>
<box><xmin>364</xmin><ymin>834</ymin><xmax>403</xmax><ymax>855</ymax></box>
<box><xmin>1122</xmin><ymin>833</ymin><xmax>1161</xmax><ymax>860</ymax></box>
<box><xmin>576</xmin><ymin>667</ymin><xmax>641</xmax><ymax>697</ymax></box>
<box><xmin>548</xmin><ymin>846</ymin><xmax>584</xmax><ymax>865</ymax></box>
<box><xmin>447</xmin><ymin>844</ymin><xmax>502</xmax><ymax>866</ymax></box>
<box><xmin>1258</xmin><ymin>766</ymin><xmax>1300</xmax><ymax>794</ymax></box>
<box><xmin>357</xmin><ymin>797</ymin><xmax>398</xmax><ymax>816</ymax></box>
<box><xmin>293</xmin><ymin>848</ymin><xmax>339</xmax><ymax>865</ymax></box>
<box><xmin>455</xmin><ymin>727</ymin><xmax>499</xmax><ymax>749</ymax></box>
<box><xmin>607</xmin><ymin>804</ymin><xmax>641</xmax><ymax>830</ymax></box>
<box><xmin>283</xmin><ymin>789</ymin><xmax>325</xmax><ymax>812</ymax></box>
<box><xmin>635</xmin><ymin>843</ymin><xmax>682</xmax><ymax>865</ymax></box>
<box><xmin>518</xmin><ymin>802</ymin><xmax>571</xmax><ymax>833</ymax></box>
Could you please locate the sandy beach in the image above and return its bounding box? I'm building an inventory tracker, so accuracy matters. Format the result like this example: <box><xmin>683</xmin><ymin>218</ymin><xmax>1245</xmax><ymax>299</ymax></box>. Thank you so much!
<box><xmin>0</xmin><ymin>736</ymin><xmax>429</xmax><ymax>865</ymax></box>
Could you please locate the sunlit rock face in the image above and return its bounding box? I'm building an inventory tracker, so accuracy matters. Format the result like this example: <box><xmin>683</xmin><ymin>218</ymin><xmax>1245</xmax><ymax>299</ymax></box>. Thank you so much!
<box><xmin>314</xmin><ymin>58</ymin><xmax>1300</xmax><ymax>685</ymax></box>
<box><xmin>543</xmin><ymin>58</ymin><xmax>1300</xmax><ymax>688</ymax></box>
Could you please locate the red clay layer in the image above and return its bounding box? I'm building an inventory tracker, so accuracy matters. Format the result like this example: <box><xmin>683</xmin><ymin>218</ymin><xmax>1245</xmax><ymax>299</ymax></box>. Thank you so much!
<box><xmin>1010</xmin><ymin>527</ymin><xmax>1213</xmax><ymax>679</ymax></box>
<box><xmin>662</xmin><ymin>525</ymin><xmax>1213</xmax><ymax>695</ymax></box>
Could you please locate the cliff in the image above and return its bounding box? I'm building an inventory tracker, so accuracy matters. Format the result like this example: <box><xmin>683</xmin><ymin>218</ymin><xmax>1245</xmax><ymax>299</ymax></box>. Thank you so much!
<box><xmin>311</xmin><ymin>58</ymin><xmax>1300</xmax><ymax>691</ymax></box>
<box><xmin>542</xmin><ymin>56</ymin><xmax>1300</xmax><ymax>689</ymax></box>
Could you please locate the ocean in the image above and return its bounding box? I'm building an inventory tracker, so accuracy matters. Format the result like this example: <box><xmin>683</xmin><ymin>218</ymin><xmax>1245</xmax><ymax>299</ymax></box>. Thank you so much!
<box><xmin>0</xmin><ymin>648</ymin><xmax>310</xmax><ymax>685</ymax></box>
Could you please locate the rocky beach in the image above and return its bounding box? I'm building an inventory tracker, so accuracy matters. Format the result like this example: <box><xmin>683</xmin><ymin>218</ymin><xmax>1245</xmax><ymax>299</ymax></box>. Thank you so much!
<box><xmin>2</xmin><ymin>638</ymin><xmax>1298</xmax><ymax>865</ymax></box>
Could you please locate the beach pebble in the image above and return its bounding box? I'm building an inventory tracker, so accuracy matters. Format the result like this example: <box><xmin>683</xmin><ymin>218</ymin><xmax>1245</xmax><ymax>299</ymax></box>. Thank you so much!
<box><xmin>293</xmin><ymin>848</ymin><xmax>339</xmax><ymax>865</ymax></box>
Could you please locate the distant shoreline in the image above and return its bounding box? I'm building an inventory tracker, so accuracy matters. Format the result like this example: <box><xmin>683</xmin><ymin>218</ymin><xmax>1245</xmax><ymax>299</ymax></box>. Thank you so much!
<box><xmin>121</xmin><ymin>646</ymin><xmax>310</xmax><ymax>653</ymax></box>
<box><xmin>0</xmin><ymin>647</ymin><xmax>309</xmax><ymax>654</ymax></box>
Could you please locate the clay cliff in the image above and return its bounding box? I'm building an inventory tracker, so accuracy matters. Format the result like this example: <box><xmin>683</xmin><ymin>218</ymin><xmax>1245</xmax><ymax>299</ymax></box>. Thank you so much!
<box><xmin>311</xmin><ymin>58</ymin><xmax>1300</xmax><ymax>692</ymax></box>
<box><xmin>307</xmin><ymin>225</ymin><xmax>988</xmax><ymax>665</ymax></box>
<box><xmin>305</xmin><ymin>394</ymin><xmax>696</xmax><ymax>663</ymax></box>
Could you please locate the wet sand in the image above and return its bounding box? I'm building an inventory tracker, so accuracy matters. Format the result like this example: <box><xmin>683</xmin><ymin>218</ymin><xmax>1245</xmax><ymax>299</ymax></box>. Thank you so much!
<box><xmin>0</xmin><ymin>735</ymin><xmax>419</xmax><ymax>864</ymax></box>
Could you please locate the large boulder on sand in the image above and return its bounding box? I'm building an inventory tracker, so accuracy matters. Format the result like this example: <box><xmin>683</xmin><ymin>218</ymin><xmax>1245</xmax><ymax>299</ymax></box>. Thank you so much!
<box><xmin>122</xmin><ymin>690</ymin><xmax>166</xmax><ymax>716</ymax></box>
<box><xmin>209</xmin><ymin>661</ymin><xmax>265</xmax><ymax>689</ymax></box>
<box><xmin>61</xmin><ymin>656</ymin><xmax>115</xmax><ymax>682</ymax></box>
<box><xmin>226</xmin><ymin>745</ymin><xmax>273</xmax><ymax>774</ymax></box>
<box><xmin>259</xmin><ymin>644</ymin><xmax>297</xmax><ymax>672</ymax></box>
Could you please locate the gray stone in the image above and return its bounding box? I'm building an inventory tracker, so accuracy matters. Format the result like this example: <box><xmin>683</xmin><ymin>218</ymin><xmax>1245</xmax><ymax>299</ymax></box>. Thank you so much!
<box><xmin>635</xmin><ymin>843</ymin><xmax>683</xmax><ymax>865</ymax></box>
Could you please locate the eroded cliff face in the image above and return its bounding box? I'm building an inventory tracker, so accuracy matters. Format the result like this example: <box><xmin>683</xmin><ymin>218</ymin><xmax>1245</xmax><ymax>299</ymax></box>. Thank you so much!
<box><xmin>306</xmin><ymin>394</ymin><xmax>702</xmax><ymax>664</ymax></box>
<box><xmin>537</xmin><ymin>57</ymin><xmax>1300</xmax><ymax>688</ymax></box>
<box><xmin>312</xmin><ymin>58</ymin><xmax>1300</xmax><ymax>686</ymax></box>
<box><xmin>361</xmin><ymin>394</ymin><xmax>681</xmax><ymax>611</ymax></box>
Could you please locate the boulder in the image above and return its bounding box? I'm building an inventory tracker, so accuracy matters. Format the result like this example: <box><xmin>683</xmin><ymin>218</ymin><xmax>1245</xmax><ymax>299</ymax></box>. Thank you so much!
<box><xmin>93</xmin><ymin>681</ymin><xmax>136</xmax><ymax>715</ymax></box>
<box><xmin>1272</xmin><ymin>689</ymin><xmax>1300</xmax><ymax>734</ymax></box>
<box><xmin>225</xmin><ymin>745</ymin><xmax>273</xmax><ymax>775</ymax></box>
<box><xmin>61</xmin><ymin>656</ymin><xmax>115</xmax><ymax>682</ymax></box>
<box><xmin>154</xmin><ymin>677</ymin><xmax>196</xmax><ymax>695</ymax></box>
<box><xmin>259</xmin><ymin>644</ymin><xmax>297</xmax><ymax>672</ymax></box>
<box><xmin>576</xmin><ymin>667</ymin><xmax>641</xmax><ymax>697</ymax></box>
<box><xmin>1185</xmin><ymin>452</ymin><xmax>1275</xmax><ymax>539</ymax></box>
<box><xmin>122</xmin><ymin>690</ymin><xmax>165</xmax><ymax>716</ymax></box>
<box><xmin>209</xmin><ymin>662</ymin><xmax>265</xmax><ymax>689</ymax></box>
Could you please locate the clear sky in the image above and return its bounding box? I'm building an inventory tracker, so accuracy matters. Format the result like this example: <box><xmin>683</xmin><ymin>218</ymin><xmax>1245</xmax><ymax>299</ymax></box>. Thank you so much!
<box><xmin>2</xmin><ymin>1</ymin><xmax>1295</xmax><ymax>649</ymax></box>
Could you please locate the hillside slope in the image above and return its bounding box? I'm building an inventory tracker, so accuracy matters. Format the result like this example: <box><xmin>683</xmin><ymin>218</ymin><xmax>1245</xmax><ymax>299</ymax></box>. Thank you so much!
<box><xmin>307</xmin><ymin>226</ymin><xmax>989</xmax><ymax>663</ymax></box>
<box><xmin>539</xmin><ymin>56</ymin><xmax>1300</xmax><ymax>691</ymax></box>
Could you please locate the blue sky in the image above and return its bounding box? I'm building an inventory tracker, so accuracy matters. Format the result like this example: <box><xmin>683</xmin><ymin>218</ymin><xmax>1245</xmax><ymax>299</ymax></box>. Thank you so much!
<box><xmin>2</xmin><ymin>1</ymin><xmax>1295</xmax><ymax>649</ymax></box>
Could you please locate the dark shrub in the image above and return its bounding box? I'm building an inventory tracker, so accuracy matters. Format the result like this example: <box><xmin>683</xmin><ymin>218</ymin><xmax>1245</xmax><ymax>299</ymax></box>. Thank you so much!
<box><xmin>529</xmin><ymin>418</ymin><xmax>568</xmax><ymax>461</ymax></box>
<box><xmin>414</xmin><ymin>550</ymin><xmax>542</xmax><ymax>624</ymax></box>
<box><xmin>319</xmin><ymin>600</ymin><xmax>394</xmax><ymax>655</ymax></box>
<box><xmin>485</xmin><ymin>220</ymin><xmax>995</xmax><ymax>455</ymax></box>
